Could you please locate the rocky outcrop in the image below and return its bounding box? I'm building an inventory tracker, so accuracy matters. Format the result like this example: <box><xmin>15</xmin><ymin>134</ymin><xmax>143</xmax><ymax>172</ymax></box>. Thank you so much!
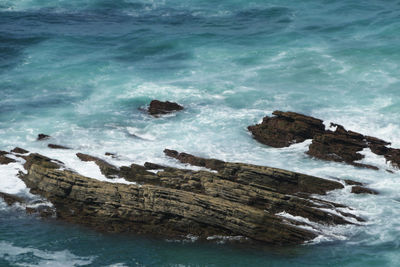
<box><xmin>19</xmin><ymin>151</ymin><xmax>365</xmax><ymax>245</ymax></box>
<box><xmin>248</xmin><ymin>111</ymin><xmax>325</xmax><ymax>148</ymax></box>
<box><xmin>249</xmin><ymin>111</ymin><xmax>400</xmax><ymax>170</ymax></box>
<box><xmin>148</xmin><ymin>100</ymin><xmax>183</xmax><ymax>116</ymax></box>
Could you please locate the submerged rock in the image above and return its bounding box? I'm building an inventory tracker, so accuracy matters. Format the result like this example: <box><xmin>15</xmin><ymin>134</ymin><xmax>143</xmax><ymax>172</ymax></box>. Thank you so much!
<box><xmin>0</xmin><ymin>192</ymin><xmax>25</xmax><ymax>206</ymax></box>
<box><xmin>249</xmin><ymin>111</ymin><xmax>400</xmax><ymax>170</ymax></box>
<box><xmin>19</xmin><ymin>150</ymin><xmax>365</xmax><ymax>245</ymax></box>
<box><xmin>148</xmin><ymin>100</ymin><xmax>183</xmax><ymax>116</ymax></box>
<box><xmin>48</xmin><ymin>144</ymin><xmax>70</xmax><ymax>150</ymax></box>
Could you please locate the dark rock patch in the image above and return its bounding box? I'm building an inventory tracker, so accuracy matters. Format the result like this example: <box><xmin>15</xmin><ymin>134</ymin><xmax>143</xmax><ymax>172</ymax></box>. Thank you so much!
<box><xmin>148</xmin><ymin>100</ymin><xmax>183</xmax><ymax>116</ymax></box>
<box><xmin>351</xmin><ymin>186</ymin><xmax>378</xmax><ymax>195</ymax></box>
<box><xmin>11</xmin><ymin>147</ymin><xmax>29</xmax><ymax>154</ymax></box>
<box><xmin>248</xmin><ymin>111</ymin><xmax>325</xmax><ymax>148</ymax></box>
<box><xmin>37</xmin><ymin>134</ymin><xmax>50</xmax><ymax>141</ymax></box>
<box><xmin>48</xmin><ymin>144</ymin><xmax>70</xmax><ymax>150</ymax></box>
<box><xmin>344</xmin><ymin>179</ymin><xmax>363</xmax><ymax>186</ymax></box>
<box><xmin>164</xmin><ymin>149</ymin><xmax>225</xmax><ymax>171</ymax></box>
<box><xmin>0</xmin><ymin>153</ymin><xmax>16</xmax><ymax>165</ymax></box>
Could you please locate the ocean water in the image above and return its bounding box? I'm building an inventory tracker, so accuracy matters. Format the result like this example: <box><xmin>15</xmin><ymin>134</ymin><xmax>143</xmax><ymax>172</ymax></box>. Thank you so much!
<box><xmin>1</xmin><ymin>0</ymin><xmax>400</xmax><ymax>266</ymax></box>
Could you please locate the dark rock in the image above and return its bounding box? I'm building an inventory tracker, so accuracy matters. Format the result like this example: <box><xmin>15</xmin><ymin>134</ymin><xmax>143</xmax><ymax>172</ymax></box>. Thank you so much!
<box><xmin>250</xmin><ymin>111</ymin><xmax>400</xmax><ymax>170</ymax></box>
<box><xmin>164</xmin><ymin>149</ymin><xmax>225</xmax><ymax>171</ymax></box>
<box><xmin>23</xmin><ymin>153</ymin><xmax>61</xmax><ymax>171</ymax></box>
<box><xmin>0</xmin><ymin>153</ymin><xmax>16</xmax><ymax>165</ymax></box>
<box><xmin>344</xmin><ymin>179</ymin><xmax>363</xmax><ymax>186</ymax></box>
<box><xmin>37</xmin><ymin>134</ymin><xmax>50</xmax><ymax>141</ymax></box>
<box><xmin>11</xmin><ymin>147</ymin><xmax>29</xmax><ymax>154</ymax></box>
<box><xmin>0</xmin><ymin>192</ymin><xmax>25</xmax><ymax>206</ymax></box>
<box><xmin>248</xmin><ymin>111</ymin><xmax>325</xmax><ymax>148</ymax></box>
<box><xmin>105</xmin><ymin>152</ymin><xmax>119</xmax><ymax>159</ymax></box>
<box><xmin>19</xmin><ymin>151</ymin><xmax>363</xmax><ymax>245</ymax></box>
<box><xmin>76</xmin><ymin>153</ymin><xmax>119</xmax><ymax>178</ymax></box>
<box><xmin>148</xmin><ymin>100</ymin><xmax>183</xmax><ymax>116</ymax></box>
<box><xmin>144</xmin><ymin>162</ymin><xmax>167</xmax><ymax>170</ymax></box>
<box><xmin>48</xmin><ymin>144</ymin><xmax>70</xmax><ymax>150</ymax></box>
<box><xmin>351</xmin><ymin>186</ymin><xmax>378</xmax><ymax>195</ymax></box>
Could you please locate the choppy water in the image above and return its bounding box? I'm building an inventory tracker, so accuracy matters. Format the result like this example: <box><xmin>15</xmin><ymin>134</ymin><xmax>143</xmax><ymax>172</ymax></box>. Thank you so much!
<box><xmin>1</xmin><ymin>0</ymin><xmax>400</xmax><ymax>266</ymax></box>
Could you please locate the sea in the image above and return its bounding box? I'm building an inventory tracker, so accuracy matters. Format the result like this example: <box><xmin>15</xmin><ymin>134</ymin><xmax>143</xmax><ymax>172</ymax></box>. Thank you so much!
<box><xmin>1</xmin><ymin>0</ymin><xmax>400</xmax><ymax>266</ymax></box>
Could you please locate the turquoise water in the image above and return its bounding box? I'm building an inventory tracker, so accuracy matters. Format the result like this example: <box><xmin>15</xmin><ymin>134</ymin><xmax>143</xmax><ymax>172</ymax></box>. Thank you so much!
<box><xmin>1</xmin><ymin>0</ymin><xmax>400</xmax><ymax>266</ymax></box>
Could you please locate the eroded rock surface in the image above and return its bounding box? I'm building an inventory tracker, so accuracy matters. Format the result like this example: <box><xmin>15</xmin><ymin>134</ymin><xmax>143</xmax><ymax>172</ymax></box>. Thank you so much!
<box><xmin>19</xmin><ymin>150</ymin><xmax>365</xmax><ymax>245</ymax></box>
<box><xmin>249</xmin><ymin>111</ymin><xmax>400</xmax><ymax>169</ymax></box>
<box><xmin>148</xmin><ymin>100</ymin><xmax>183</xmax><ymax>116</ymax></box>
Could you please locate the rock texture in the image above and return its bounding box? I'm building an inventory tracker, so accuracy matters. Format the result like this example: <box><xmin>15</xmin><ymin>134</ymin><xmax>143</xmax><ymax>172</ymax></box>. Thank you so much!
<box><xmin>249</xmin><ymin>111</ymin><xmax>400</xmax><ymax>170</ymax></box>
<box><xmin>19</xmin><ymin>151</ymin><xmax>365</xmax><ymax>245</ymax></box>
<box><xmin>148</xmin><ymin>100</ymin><xmax>183</xmax><ymax>116</ymax></box>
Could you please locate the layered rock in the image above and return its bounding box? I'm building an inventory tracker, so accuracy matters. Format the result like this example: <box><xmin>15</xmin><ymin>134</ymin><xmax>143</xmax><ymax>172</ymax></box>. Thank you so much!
<box><xmin>248</xmin><ymin>111</ymin><xmax>325</xmax><ymax>148</ymax></box>
<box><xmin>148</xmin><ymin>100</ymin><xmax>183</xmax><ymax>116</ymax></box>
<box><xmin>18</xmin><ymin>150</ymin><xmax>366</xmax><ymax>245</ymax></box>
<box><xmin>249</xmin><ymin>111</ymin><xmax>400</xmax><ymax>170</ymax></box>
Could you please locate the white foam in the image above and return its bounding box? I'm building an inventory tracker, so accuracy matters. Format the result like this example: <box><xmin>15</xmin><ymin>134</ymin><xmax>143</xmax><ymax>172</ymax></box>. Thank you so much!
<box><xmin>0</xmin><ymin>162</ymin><xmax>29</xmax><ymax>195</ymax></box>
<box><xmin>0</xmin><ymin>241</ymin><xmax>94</xmax><ymax>267</ymax></box>
<box><xmin>357</xmin><ymin>147</ymin><xmax>395</xmax><ymax>171</ymax></box>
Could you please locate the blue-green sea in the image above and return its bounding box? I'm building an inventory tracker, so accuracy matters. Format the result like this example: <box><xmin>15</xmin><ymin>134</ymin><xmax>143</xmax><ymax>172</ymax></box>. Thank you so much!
<box><xmin>1</xmin><ymin>0</ymin><xmax>400</xmax><ymax>266</ymax></box>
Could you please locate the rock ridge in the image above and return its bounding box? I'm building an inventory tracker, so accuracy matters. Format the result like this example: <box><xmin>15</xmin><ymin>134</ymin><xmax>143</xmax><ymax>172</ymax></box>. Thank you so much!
<box><xmin>248</xmin><ymin>111</ymin><xmax>400</xmax><ymax>170</ymax></box>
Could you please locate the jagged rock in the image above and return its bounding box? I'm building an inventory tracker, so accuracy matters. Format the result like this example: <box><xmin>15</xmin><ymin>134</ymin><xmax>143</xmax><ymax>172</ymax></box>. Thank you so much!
<box><xmin>307</xmin><ymin>124</ymin><xmax>380</xmax><ymax>170</ymax></box>
<box><xmin>164</xmin><ymin>149</ymin><xmax>225</xmax><ymax>171</ymax></box>
<box><xmin>351</xmin><ymin>186</ymin><xmax>378</xmax><ymax>195</ymax></box>
<box><xmin>148</xmin><ymin>100</ymin><xmax>183</xmax><ymax>116</ymax></box>
<box><xmin>19</xmin><ymin>151</ymin><xmax>364</xmax><ymax>245</ymax></box>
<box><xmin>48</xmin><ymin>144</ymin><xmax>70</xmax><ymax>150</ymax></box>
<box><xmin>11</xmin><ymin>147</ymin><xmax>29</xmax><ymax>154</ymax></box>
<box><xmin>0</xmin><ymin>192</ymin><xmax>24</xmax><ymax>206</ymax></box>
<box><xmin>249</xmin><ymin>111</ymin><xmax>400</xmax><ymax>169</ymax></box>
<box><xmin>248</xmin><ymin>111</ymin><xmax>325</xmax><ymax>148</ymax></box>
<box><xmin>37</xmin><ymin>134</ymin><xmax>50</xmax><ymax>141</ymax></box>
<box><xmin>0</xmin><ymin>152</ymin><xmax>16</xmax><ymax>165</ymax></box>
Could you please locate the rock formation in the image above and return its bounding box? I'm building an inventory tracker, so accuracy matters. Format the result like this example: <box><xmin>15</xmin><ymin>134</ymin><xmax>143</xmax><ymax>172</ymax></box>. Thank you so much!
<box><xmin>12</xmin><ymin>149</ymin><xmax>370</xmax><ymax>245</ymax></box>
<box><xmin>249</xmin><ymin>111</ymin><xmax>400</xmax><ymax>170</ymax></box>
<box><xmin>148</xmin><ymin>100</ymin><xmax>183</xmax><ymax>116</ymax></box>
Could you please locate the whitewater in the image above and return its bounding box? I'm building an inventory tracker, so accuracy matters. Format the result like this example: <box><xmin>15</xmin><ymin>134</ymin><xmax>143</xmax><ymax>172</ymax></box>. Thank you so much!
<box><xmin>1</xmin><ymin>0</ymin><xmax>400</xmax><ymax>266</ymax></box>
